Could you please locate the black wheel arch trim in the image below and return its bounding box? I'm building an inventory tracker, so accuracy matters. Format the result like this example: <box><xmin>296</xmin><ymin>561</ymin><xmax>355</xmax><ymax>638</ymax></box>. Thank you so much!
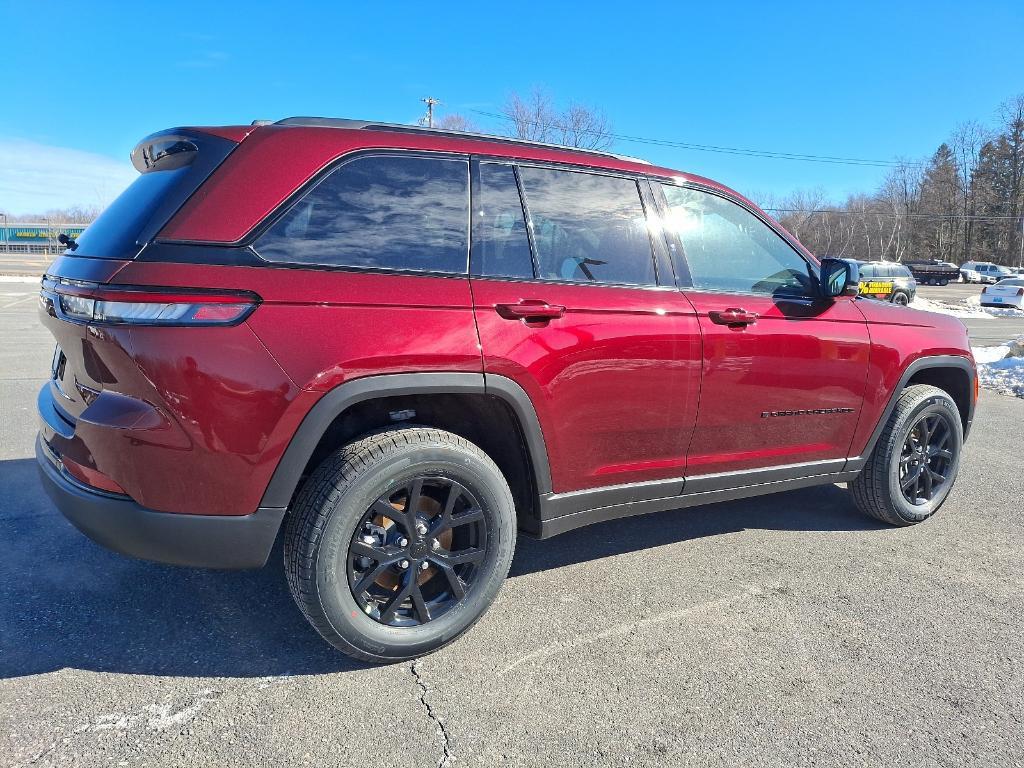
<box><xmin>259</xmin><ymin>372</ymin><xmax>552</xmax><ymax>510</ymax></box>
<box><xmin>844</xmin><ymin>354</ymin><xmax>975</xmax><ymax>472</ymax></box>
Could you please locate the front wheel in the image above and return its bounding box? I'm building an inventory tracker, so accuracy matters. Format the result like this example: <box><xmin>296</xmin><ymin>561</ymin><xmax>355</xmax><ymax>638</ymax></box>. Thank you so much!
<box><xmin>284</xmin><ymin>427</ymin><xmax>516</xmax><ymax>662</ymax></box>
<box><xmin>850</xmin><ymin>385</ymin><xmax>963</xmax><ymax>526</ymax></box>
<box><xmin>891</xmin><ymin>291</ymin><xmax>910</xmax><ymax>306</ymax></box>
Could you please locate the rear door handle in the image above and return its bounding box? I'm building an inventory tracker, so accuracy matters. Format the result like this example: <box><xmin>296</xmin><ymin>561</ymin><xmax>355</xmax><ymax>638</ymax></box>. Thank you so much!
<box><xmin>708</xmin><ymin>307</ymin><xmax>759</xmax><ymax>327</ymax></box>
<box><xmin>495</xmin><ymin>301</ymin><xmax>566</xmax><ymax>322</ymax></box>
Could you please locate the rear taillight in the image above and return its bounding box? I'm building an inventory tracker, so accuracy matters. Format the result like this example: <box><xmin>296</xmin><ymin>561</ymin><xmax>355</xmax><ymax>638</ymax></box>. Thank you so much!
<box><xmin>44</xmin><ymin>280</ymin><xmax>258</xmax><ymax>327</ymax></box>
<box><xmin>981</xmin><ymin>286</ymin><xmax>987</xmax><ymax>293</ymax></box>
<box><xmin>1017</xmin><ymin>288</ymin><xmax>1024</xmax><ymax>296</ymax></box>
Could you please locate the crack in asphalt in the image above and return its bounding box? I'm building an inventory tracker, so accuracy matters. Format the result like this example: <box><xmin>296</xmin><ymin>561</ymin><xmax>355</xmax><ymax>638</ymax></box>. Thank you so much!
<box><xmin>411</xmin><ymin>659</ymin><xmax>452</xmax><ymax>768</ymax></box>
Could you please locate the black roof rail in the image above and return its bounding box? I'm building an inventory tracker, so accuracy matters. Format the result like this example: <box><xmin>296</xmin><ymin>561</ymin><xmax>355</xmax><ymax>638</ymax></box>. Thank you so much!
<box><xmin>271</xmin><ymin>116</ymin><xmax>651</xmax><ymax>165</ymax></box>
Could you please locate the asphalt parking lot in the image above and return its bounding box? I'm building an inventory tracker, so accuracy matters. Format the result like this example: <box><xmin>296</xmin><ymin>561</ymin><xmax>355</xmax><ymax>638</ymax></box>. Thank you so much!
<box><xmin>2</xmin><ymin>280</ymin><xmax>1023</xmax><ymax>768</ymax></box>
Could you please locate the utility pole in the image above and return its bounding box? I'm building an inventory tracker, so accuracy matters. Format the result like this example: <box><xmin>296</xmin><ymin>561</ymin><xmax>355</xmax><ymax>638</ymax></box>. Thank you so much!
<box><xmin>420</xmin><ymin>96</ymin><xmax>440</xmax><ymax>128</ymax></box>
<box><xmin>1019</xmin><ymin>214</ymin><xmax>1023</xmax><ymax>269</ymax></box>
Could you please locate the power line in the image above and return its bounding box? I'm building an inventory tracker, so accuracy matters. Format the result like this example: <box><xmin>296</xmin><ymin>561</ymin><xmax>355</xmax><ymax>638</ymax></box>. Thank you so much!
<box><xmin>468</xmin><ymin>108</ymin><xmax>919</xmax><ymax>168</ymax></box>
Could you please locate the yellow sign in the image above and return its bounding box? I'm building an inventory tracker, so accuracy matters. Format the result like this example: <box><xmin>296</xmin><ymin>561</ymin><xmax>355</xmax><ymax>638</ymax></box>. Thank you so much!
<box><xmin>859</xmin><ymin>281</ymin><xmax>893</xmax><ymax>295</ymax></box>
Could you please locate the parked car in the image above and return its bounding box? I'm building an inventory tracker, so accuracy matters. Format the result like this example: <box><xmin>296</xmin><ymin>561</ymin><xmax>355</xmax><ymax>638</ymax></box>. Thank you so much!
<box><xmin>36</xmin><ymin>118</ymin><xmax>977</xmax><ymax>662</ymax></box>
<box><xmin>980</xmin><ymin>278</ymin><xmax>1024</xmax><ymax>309</ymax></box>
<box><xmin>856</xmin><ymin>261</ymin><xmax>917</xmax><ymax>304</ymax></box>
<box><xmin>904</xmin><ymin>259</ymin><xmax>959</xmax><ymax>286</ymax></box>
<box><xmin>961</xmin><ymin>261</ymin><xmax>1014</xmax><ymax>284</ymax></box>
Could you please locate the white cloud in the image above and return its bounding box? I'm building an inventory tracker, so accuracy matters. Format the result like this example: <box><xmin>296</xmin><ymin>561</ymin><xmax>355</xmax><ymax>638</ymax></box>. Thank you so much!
<box><xmin>0</xmin><ymin>138</ymin><xmax>137</xmax><ymax>217</ymax></box>
<box><xmin>177</xmin><ymin>50</ymin><xmax>230</xmax><ymax>69</ymax></box>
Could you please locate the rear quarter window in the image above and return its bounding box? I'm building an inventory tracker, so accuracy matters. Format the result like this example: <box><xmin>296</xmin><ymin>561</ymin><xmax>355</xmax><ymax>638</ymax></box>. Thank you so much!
<box><xmin>255</xmin><ymin>154</ymin><xmax>470</xmax><ymax>274</ymax></box>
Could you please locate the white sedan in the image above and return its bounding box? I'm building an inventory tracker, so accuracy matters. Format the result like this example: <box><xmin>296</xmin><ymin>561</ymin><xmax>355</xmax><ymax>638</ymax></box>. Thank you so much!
<box><xmin>980</xmin><ymin>278</ymin><xmax>1024</xmax><ymax>309</ymax></box>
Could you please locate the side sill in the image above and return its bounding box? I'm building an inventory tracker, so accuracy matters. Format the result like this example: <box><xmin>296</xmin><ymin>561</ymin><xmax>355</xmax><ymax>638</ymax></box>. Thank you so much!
<box><xmin>535</xmin><ymin>470</ymin><xmax>859</xmax><ymax>539</ymax></box>
<box><xmin>537</xmin><ymin>458</ymin><xmax>847</xmax><ymax>522</ymax></box>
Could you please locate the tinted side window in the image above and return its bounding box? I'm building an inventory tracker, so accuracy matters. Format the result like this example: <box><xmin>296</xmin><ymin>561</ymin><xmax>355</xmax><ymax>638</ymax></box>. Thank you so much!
<box><xmin>256</xmin><ymin>154</ymin><xmax>469</xmax><ymax>273</ymax></box>
<box><xmin>659</xmin><ymin>185</ymin><xmax>814</xmax><ymax>297</ymax></box>
<box><xmin>471</xmin><ymin>162</ymin><xmax>534</xmax><ymax>279</ymax></box>
<box><xmin>518</xmin><ymin>167</ymin><xmax>656</xmax><ymax>286</ymax></box>
<box><xmin>860</xmin><ymin>264</ymin><xmax>877</xmax><ymax>279</ymax></box>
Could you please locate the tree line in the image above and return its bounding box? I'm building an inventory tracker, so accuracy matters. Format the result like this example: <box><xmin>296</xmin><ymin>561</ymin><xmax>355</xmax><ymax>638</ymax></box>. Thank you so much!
<box><xmin>763</xmin><ymin>94</ymin><xmax>1024</xmax><ymax>267</ymax></box>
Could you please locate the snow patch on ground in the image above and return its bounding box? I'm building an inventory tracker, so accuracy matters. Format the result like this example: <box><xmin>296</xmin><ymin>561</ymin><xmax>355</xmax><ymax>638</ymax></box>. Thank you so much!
<box><xmin>972</xmin><ymin>338</ymin><xmax>1024</xmax><ymax>398</ymax></box>
<box><xmin>973</xmin><ymin>344</ymin><xmax>1011</xmax><ymax>364</ymax></box>
<box><xmin>965</xmin><ymin>294</ymin><xmax>1024</xmax><ymax>317</ymax></box>
<box><xmin>910</xmin><ymin>296</ymin><xmax>991</xmax><ymax>318</ymax></box>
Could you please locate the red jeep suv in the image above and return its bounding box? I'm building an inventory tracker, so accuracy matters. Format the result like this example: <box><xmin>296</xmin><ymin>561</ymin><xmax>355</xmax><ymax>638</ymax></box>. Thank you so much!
<box><xmin>37</xmin><ymin>118</ymin><xmax>977</xmax><ymax>661</ymax></box>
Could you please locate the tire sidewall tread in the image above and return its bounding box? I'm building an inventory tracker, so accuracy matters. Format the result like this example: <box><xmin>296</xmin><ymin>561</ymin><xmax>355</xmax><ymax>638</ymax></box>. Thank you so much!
<box><xmin>284</xmin><ymin>427</ymin><xmax>516</xmax><ymax>663</ymax></box>
<box><xmin>851</xmin><ymin>384</ymin><xmax>963</xmax><ymax>526</ymax></box>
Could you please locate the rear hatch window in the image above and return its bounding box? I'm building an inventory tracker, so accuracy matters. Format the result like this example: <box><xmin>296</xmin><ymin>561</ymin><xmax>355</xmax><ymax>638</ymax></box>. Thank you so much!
<box><xmin>69</xmin><ymin>130</ymin><xmax>239</xmax><ymax>260</ymax></box>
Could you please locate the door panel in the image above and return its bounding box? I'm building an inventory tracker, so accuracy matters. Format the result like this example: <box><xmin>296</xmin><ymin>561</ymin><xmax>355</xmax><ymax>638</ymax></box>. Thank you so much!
<box><xmin>473</xmin><ymin>279</ymin><xmax>700</xmax><ymax>492</ymax></box>
<box><xmin>682</xmin><ymin>292</ymin><xmax>869</xmax><ymax>475</ymax></box>
<box><xmin>653</xmin><ymin>182</ymin><xmax>870</xmax><ymax>477</ymax></box>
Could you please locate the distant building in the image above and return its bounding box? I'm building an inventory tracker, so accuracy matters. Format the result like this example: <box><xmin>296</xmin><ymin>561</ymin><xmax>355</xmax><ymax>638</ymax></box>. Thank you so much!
<box><xmin>0</xmin><ymin>224</ymin><xmax>88</xmax><ymax>254</ymax></box>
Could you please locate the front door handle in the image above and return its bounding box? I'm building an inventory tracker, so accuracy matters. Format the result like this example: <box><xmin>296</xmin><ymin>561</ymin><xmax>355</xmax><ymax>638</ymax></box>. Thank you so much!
<box><xmin>708</xmin><ymin>307</ymin><xmax>759</xmax><ymax>327</ymax></box>
<box><xmin>495</xmin><ymin>301</ymin><xmax>566</xmax><ymax>322</ymax></box>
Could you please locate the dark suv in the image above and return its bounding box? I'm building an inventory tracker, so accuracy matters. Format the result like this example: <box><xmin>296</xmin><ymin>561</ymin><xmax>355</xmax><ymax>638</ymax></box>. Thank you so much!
<box><xmin>857</xmin><ymin>261</ymin><xmax>917</xmax><ymax>305</ymax></box>
<box><xmin>37</xmin><ymin>119</ymin><xmax>977</xmax><ymax>661</ymax></box>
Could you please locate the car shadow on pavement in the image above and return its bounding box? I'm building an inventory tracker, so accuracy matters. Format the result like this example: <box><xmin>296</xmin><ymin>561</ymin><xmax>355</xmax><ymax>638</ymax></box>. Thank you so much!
<box><xmin>0</xmin><ymin>458</ymin><xmax>882</xmax><ymax>681</ymax></box>
<box><xmin>510</xmin><ymin>483</ymin><xmax>884</xmax><ymax>577</ymax></box>
<box><xmin>0</xmin><ymin>458</ymin><xmax>359</xmax><ymax>681</ymax></box>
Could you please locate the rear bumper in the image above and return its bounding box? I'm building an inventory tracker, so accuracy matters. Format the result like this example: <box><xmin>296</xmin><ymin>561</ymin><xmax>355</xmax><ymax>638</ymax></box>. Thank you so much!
<box><xmin>36</xmin><ymin>435</ymin><xmax>286</xmax><ymax>569</ymax></box>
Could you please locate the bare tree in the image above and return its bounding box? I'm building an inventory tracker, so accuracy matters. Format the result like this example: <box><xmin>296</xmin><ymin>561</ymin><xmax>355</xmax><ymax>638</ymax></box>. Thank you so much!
<box><xmin>502</xmin><ymin>89</ymin><xmax>558</xmax><ymax>143</ymax></box>
<box><xmin>501</xmin><ymin>89</ymin><xmax>613</xmax><ymax>150</ymax></box>
<box><xmin>996</xmin><ymin>94</ymin><xmax>1024</xmax><ymax>264</ymax></box>
<box><xmin>556</xmin><ymin>103</ymin><xmax>613</xmax><ymax>150</ymax></box>
<box><xmin>950</xmin><ymin>121</ymin><xmax>989</xmax><ymax>261</ymax></box>
<box><xmin>435</xmin><ymin>114</ymin><xmax>479</xmax><ymax>133</ymax></box>
<box><xmin>9</xmin><ymin>206</ymin><xmax>102</xmax><ymax>224</ymax></box>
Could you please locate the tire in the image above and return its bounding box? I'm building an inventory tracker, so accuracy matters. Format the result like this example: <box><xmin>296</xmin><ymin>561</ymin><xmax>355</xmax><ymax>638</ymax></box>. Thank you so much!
<box><xmin>284</xmin><ymin>427</ymin><xmax>516</xmax><ymax>662</ymax></box>
<box><xmin>939</xmin><ymin>279</ymin><xmax>949</xmax><ymax>286</ymax></box>
<box><xmin>850</xmin><ymin>384</ymin><xmax>963</xmax><ymax>526</ymax></box>
<box><xmin>891</xmin><ymin>291</ymin><xmax>910</xmax><ymax>306</ymax></box>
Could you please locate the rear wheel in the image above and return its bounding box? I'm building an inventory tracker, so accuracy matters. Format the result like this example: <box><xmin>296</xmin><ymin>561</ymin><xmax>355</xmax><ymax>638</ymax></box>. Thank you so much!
<box><xmin>851</xmin><ymin>385</ymin><xmax>963</xmax><ymax>526</ymax></box>
<box><xmin>284</xmin><ymin>427</ymin><xmax>516</xmax><ymax>662</ymax></box>
<box><xmin>938</xmin><ymin>279</ymin><xmax>949</xmax><ymax>286</ymax></box>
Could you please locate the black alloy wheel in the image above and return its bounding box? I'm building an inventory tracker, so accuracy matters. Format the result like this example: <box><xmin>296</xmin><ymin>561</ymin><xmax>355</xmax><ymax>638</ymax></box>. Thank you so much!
<box><xmin>347</xmin><ymin>476</ymin><xmax>487</xmax><ymax>627</ymax></box>
<box><xmin>898</xmin><ymin>412</ymin><xmax>955</xmax><ymax>505</ymax></box>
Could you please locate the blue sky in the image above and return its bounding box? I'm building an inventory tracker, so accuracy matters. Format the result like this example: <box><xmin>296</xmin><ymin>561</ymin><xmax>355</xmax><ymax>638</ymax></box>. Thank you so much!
<box><xmin>1</xmin><ymin>0</ymin><xmax>1022</xmax><ymax>215</ymax></box>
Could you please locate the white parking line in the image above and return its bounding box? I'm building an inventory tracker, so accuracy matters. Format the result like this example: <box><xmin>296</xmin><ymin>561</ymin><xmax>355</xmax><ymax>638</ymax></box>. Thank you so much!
<box><xmin>0</xmin><ymin>294</ymin><xmax>37</xmax><ymax>310</ymax></box>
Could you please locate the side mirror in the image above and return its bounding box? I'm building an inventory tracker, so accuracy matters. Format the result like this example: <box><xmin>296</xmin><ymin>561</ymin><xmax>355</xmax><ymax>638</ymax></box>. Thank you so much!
<box><xmin>820</xmin><ymin>257</ymin><xmax>859</xmax><ymax>299</ymax></box>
